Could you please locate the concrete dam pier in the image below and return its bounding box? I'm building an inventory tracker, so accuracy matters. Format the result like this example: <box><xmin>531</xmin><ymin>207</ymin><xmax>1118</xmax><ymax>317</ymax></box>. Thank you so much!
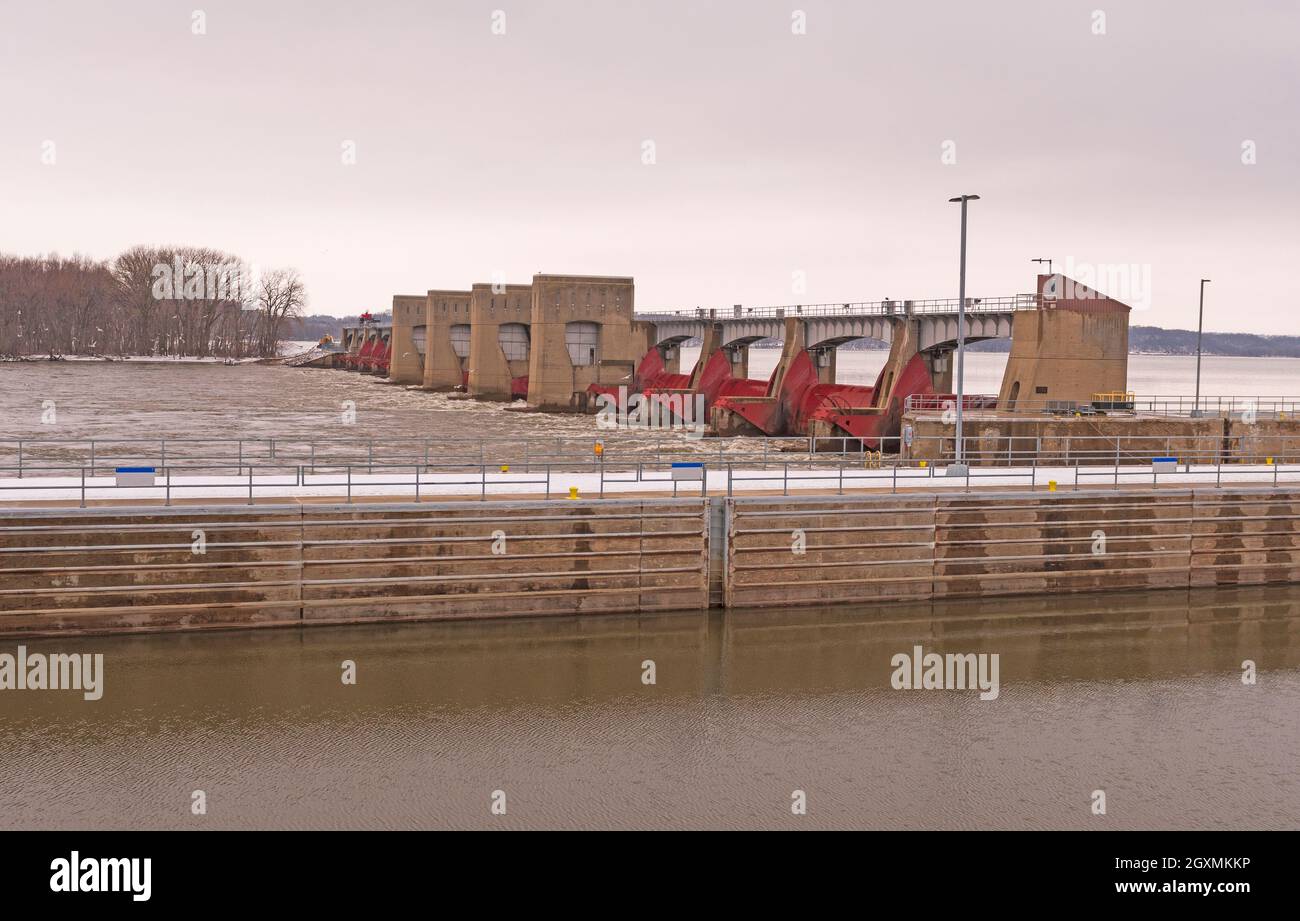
<box><xmin>4</xmin><ymin>485</ymin><xmax>1300</xmax><ymax>638</ymax></box>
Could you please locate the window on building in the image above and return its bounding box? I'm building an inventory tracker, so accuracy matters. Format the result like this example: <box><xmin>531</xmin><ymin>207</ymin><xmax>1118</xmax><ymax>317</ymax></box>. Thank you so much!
<box><xmin>450</xmin><ymin>324</ymin><xmax>471</xmax><ymax>359</ymax></box>
<box><xmin>498</xmin><ymin>323</ymin><xmax>530</xmax><ymax>361</ymax></box>
<box><xmin>565</xmin><ymin>321</ymin><xmax>600</xmax><ymax>366</ymax></box>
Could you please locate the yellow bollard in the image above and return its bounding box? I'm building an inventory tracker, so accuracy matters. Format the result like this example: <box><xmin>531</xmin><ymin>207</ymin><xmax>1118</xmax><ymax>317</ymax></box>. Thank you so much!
<box><xmin>500</xmin><ymin>464</ymin><xmax>509</xmax><ymax>473</ymax></box>
<box><xmin>568</xmin><ymin>486</ymin><xmax>579</xmax><ymax>499</ymax></box>
<box><xmin>593</xmin><ymin>442</ymin><xmax>604</xmax><ymax>457</ymax></box>
<box><xmin>919</xmin><ymin>460</ymin><xmax>928</xmax><ymax>468</ymax></box>
<box><xmin>1048</xmin><ymin>480</ymin><xmax>1057</xmax><ymax>492</ymax></box>
<box><xmin>1267</xmin><ymin>457</ymin><xmax>1274</xmax><ymax>465</ymax></box>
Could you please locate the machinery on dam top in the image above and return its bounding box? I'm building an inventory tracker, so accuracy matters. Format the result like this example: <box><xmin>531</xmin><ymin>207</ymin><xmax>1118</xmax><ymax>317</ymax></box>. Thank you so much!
<box><xmin>327</xmin><ymin>269</ymin><xmax>1134</xmax><ymax>451</ymax></box>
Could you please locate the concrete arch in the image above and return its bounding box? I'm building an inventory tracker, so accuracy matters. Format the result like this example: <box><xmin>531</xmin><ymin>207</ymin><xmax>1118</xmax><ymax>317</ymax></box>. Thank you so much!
<box><xmin>917</xmin><ymin>313</ymin><xmax>1014</xmax><ymax>352</ymax></box>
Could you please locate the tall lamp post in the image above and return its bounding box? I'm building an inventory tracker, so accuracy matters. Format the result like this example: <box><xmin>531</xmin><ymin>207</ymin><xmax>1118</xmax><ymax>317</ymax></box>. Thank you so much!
<box><xmin>947</xmin><ymin>194</ymin><xmax>980</xmax><ymax>475</ymax></box>
<box><xmin>1193</xmin><ymin>278</ymin><xmax>1211</xmax><ymax>417</ymax></box>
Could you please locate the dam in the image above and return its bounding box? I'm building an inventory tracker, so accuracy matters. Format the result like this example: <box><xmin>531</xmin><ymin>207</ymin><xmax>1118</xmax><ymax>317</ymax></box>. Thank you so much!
<box><xmin>334</xmin><ymin>270</ymin><xmax>1145</xmax><ymax>451</ymax></box>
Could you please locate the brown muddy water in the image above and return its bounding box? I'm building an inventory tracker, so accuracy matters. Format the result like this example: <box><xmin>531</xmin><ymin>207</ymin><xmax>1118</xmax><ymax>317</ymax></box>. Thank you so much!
<box><xmin>1</xmin><ymin>586</ymin><xmax>1298</xmax><ymax>830</ymax></box>
<box><xmin>3</xmin><ymin>352</ymin><xmax>1300</xmax><ymax>462</ymax></box>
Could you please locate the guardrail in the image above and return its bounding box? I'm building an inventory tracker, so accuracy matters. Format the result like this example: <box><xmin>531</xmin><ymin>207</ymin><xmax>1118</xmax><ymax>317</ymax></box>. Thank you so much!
<box><xmin>7</xmin><ymin>428</ymin><xmax>1300</xmax><ymax>477</ymax></box>
<box><xmin>6</xmin><ymin>432</ymin><xmax>1300</xmax><ymax>486</ymax></box>
<box><xmin>903</xmin><ymin>393</ymin><xmax>1300</xmax><ymax>418</ymax></box>
<box><xmin>0</xmin><ymin>454</ymin><xmax>1297</xmax><ymax>508</ymax></box>
<box><xmin>638</xmin><ymin>293</ymin><xmax>1040</xmax><ymax>320</ymax></box>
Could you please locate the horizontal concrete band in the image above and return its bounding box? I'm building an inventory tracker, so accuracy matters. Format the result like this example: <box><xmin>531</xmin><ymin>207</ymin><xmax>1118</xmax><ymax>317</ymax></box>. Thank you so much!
<box><xmin>0</xmin><ymin>500</ymin><xmax>709</xmax><ymax>636</ymax></box>
<box><xmin>726</xmin><ymin>488</ymin><xmax>1300</xmax><ymax>608</ymax></box>
<box><xmin>3</xmin><ymin>488</ymin><xmax>1300</xmax><ymax>636</ymax></box>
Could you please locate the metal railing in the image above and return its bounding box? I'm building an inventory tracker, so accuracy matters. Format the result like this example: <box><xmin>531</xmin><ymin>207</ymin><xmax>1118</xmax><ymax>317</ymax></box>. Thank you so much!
<box><xmin>904</xmin><ymin>393</ymin><xmax>1300</xmax><ymax>418</ymax></box>
<box><xmin>0</xmin><ymin>452</ymin><xmax>1296</xmax><ymax>509</ymax></box>
<box><xmin>637</xmin><ymin>293</ymin><xmax>1040</xmax><ymax>321</ymax></box>
<box><xmin>6</xmin><ymin>431</ymin><xmax>1300</xmax><ymax>482</ymax></box>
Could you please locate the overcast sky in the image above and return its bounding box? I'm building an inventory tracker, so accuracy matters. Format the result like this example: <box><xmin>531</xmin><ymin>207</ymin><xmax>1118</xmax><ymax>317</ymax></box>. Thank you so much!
<box><xmin>2</xmin><ymin>0</ymin><xmax>1296</xmax><ymax>330</ymax></box>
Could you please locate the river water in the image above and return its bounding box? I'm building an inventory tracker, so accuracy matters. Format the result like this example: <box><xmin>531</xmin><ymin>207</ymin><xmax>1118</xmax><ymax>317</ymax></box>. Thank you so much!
<box><xmin>1</xmin><ymin>586</ymin><xmax>1297</xmax><ymax>830</ymax></box>
<box><xmin>1</xmin><ymin>352</ymin><xmax>1299</xmax><ymax>456</ymax></box>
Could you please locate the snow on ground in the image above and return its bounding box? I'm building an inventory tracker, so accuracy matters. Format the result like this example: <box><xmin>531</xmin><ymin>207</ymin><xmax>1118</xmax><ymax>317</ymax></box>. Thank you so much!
<box><xmin>0</xmin><ymin>463</ymin><xmax>1294</xmax><ymax>505</ymax></box>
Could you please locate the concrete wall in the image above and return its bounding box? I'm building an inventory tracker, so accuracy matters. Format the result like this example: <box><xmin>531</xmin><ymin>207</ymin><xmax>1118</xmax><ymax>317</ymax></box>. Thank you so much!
<box><xmin>7</xmin><ymin>486</ymin><xmax>1300</xmax><ymax>636</ymax></box>
<box><xmin>526</xmin><ymin>274</ymin><xmax>638</xmax><ymax>411</ymax></box>
<box><xmin>726</xmin><ymin>487</ymin><xmax>1300</xmax><ymax>608</ymax></box>
<box><xmin>468</xmin><ymin>283</ymin><xmax>532</xmax><ymax>401</ymax></box>
<box><xmin>0</xmin><ymin>500</ymin><xmax>709</xmax><ymax>637</ymax></box>
<box><xmin>388</xmin><ymin>295</ymin><xmax>427</xmax><ymax>384</ymax></box>
<box><xmin>902</xmin><ymin>412</ymin><xmax>1226</xmax><ymax>465</ymax></box>
<box><xmin>423</xmin><ymin>289</ymin><xmax>472</xmax><ymax>390</ymax></box>
<box><xmin>997</xmin><ymin>274</ymin><xmax>1130</xmax><ymax>409</ymax></box>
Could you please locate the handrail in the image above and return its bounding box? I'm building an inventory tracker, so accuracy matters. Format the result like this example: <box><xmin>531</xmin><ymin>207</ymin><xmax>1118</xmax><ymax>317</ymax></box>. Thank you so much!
<box><xmin>637</xmin><ymin>293</ymin><xmax>1040</xmax><ymax>321</ymax></box>
<box><xmin>0</xmin><ymin>455</ymin><xmax>1294</xmax><ymax>510</ymax></box>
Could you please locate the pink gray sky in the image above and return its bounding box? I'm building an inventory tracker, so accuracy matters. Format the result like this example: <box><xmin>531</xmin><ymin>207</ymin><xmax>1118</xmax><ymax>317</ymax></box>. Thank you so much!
<box><xmin>1</xmin><ymin>0</ymin><xmax>1296</xmax><ymax>329</ymax></box>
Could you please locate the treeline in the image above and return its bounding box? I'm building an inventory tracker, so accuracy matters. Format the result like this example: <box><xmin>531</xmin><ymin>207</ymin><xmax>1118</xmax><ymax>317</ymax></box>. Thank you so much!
<box><xmin>296</xmin><ymin>311</ymin><xmax>392</xmax><ymax>343</ymax></box>
<box><xmin>0</xmin><ymin>247</ymin><xmax>307</xmax><ymax>359</ymax></box>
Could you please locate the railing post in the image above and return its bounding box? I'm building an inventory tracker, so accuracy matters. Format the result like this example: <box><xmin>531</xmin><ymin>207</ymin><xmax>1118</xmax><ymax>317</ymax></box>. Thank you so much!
<box><xmin>80</xmin><ymin>466</ymin><xmax>85</xmax><ymax>508</ymax></box>
<box><xmin>838</xmin><ymin>461</ymin><xmax>843</xmax><ymax>495</ymax></box>
<box><xmin>701</xmin><ymin>463</ymin><xmax>707</xmax><ymax>497</ymax></box>
<box><xmin>783</xmin><ymin>463</ymin><xmax>788</xmax><ymax>497</ymax></box>
<box><xmin>17</xmin><ymin>440</ymin><xmax>22</xmax><ymax>479</ymax></box>
<box><xmin>545</xmin><ymin>464</ymin><xmax>550</xmax><ymax>499</ymax></box>
<box><xmin>248</xmin><ymin>465</ymin><xmax>254</xmax><ymax>505</ymax></box>
<box><xmin>368</xmin><ymin>439</ymin><xmax>374</xmax><ymax>474</ymax></box>
<box><xmin>415</xmin><ymin>465</ymin><xmax>420</xmax><ymax>502</ymax></box>
<box><xmin>165</xmin><ymin>467</ymin><xmax>171</xmax><ymax>506</ymax></box>
<box><xmin>727</xmin><ymin>463</ymin><xmax>733</xmax><ymax>498</ymax></box>
<box><xmin>347</xmin><ymin>466</ymin><xmax>352</xmax><ymax>503</ymax></box>
<box><xmin>89</xmin><ymin>440</ymin><xmax>95</xmax><ymax>477</ymax></box>
<box><xmin>481</xmin><ymin>463</ymin><xmax>486</xmax><ymax>500</ymax></box>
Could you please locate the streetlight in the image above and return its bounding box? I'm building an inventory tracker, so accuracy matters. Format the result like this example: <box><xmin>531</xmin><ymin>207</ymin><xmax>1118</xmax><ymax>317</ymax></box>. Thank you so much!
<box><xmin>947</xmin><ymin>194</ymin><xmax>980</xmax><ymax>475</ymax></box>
<box><xmin>1193</xmin><ymin>279</ymin><xmax>1211</xmax><ymax>417</ymax></box>
<box><xmin>1031</xmin><ymin>257</ymin><xmax>1053</xmax><ymax>275</ymax></box>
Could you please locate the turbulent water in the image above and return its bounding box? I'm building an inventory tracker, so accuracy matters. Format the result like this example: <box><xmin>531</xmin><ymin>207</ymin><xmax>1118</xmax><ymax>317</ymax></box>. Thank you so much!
<box><xmin>1</xmin><ymin>351</ymin><xmax>1298</xmax><ymax>466</ymax></box>
<box><xmin>1</xmin><ymin>587</ymin><xmax>1297</xmax><ymax>830</ymax></box>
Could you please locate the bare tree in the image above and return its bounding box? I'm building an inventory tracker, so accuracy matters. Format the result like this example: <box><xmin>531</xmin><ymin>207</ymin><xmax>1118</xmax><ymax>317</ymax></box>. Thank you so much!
<box><xmin>0</xmin><ymin>246</ymin><xmax>308</xmax><ymax>359</ymax></box>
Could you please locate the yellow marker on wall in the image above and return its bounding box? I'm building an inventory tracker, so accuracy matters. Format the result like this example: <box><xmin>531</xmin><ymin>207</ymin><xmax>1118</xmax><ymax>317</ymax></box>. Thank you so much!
<box><xmin>1048</xmin><ymin>480</ymin><xmax>1057</xmax><ymax>492</ymax></box>
<box><xmin>593</xmin><ymin>442</ymin><xmax>604</xmax><ymax>457</ymax></box>
<box><xmin>568</xmin><ymin>486</ymin><xmax>580</xmax><ymax>499</ymax></box>
<box><xmin>919</xmin><ymin>460</ymin><xmax>928</xmax><ymax>468</ymax></box>
<box><xmin>501</xmin><ymin>465</ymin><xmax>509</xmax><ymax>473</ymax></box>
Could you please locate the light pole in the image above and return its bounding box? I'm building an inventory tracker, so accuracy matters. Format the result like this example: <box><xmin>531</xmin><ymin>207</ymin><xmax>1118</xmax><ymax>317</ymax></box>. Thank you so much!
<box><xmin>947</xmin><ymin>194</ymin><xmax>979</xmax><ymax>475</ymax></box>
<box><xmin>1193</xmin><ymin>278</ymin><xmax>1211</xmax><ymax>417</ymax></box>
<box><xmin>1032</xmin><ymin>257</ymin><xmax>1053</xmax><ymax>275</ymax></box>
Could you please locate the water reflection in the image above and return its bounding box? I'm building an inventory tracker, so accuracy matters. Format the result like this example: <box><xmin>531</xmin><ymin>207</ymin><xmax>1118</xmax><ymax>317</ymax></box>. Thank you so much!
<box><xmin>2</xmin><ymin>585</ymin><xmax>1298</xmax><ymax>830</ymax></box>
